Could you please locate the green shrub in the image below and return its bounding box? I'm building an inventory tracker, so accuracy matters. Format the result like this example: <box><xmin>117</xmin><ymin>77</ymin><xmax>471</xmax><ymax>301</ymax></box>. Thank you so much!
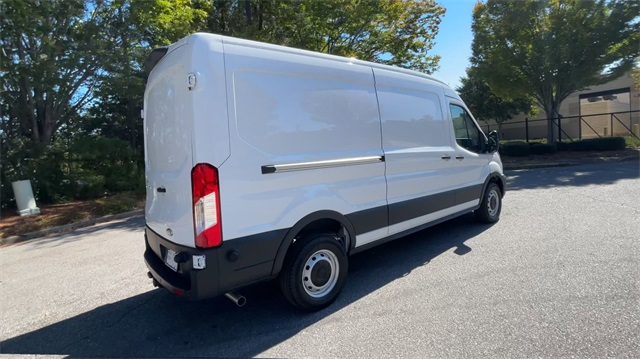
<box><xmin>568</xmin><ymin>140</ymin><xmax>588</xmax><ymax>151</ymax></box>
<box><xmin>131</xmin><ymin>172</ymin><xmax>147</xmax><ymax>196</ymax></box>
<box><xmin>501</xmin><ymin>141</ymin><xmax>530</xmax><ymax>157</ymax></box>
<box><xmin>530</xmin><ymin>143</ymin><xmax>557</xmax><ymax>155</ymax></box>
<box><xmin>1</xmin><ymin>136</ymin><xmax>145</xmax><ymax>206</ymax></box>
<box><xmin>568</xmin><ymin>137</ymin><xmax>626</xmax><ymax>151</ymax></box>
<box><xmin>556</xmin><ymin>141</ymin><xmax>570</xmax><ymax>151</ymax></box>
<box><xmin>624</xmin><ymin>136</ymin><xmax>640</xmax><ymax>148</ymax></box>
<box><xmin>68</xmin><ymin>136</ymin><xmax>144</xmax><ymax>194</ymax></box>
<box><xmin>1</xmin><ymin>141</ymin><xmax>68</xmax><ymax>204</ymax></box>
<box><xmin>64</xmin><ymin>170</ymin><xmax>106</xmax><ymax>200</ymax></box>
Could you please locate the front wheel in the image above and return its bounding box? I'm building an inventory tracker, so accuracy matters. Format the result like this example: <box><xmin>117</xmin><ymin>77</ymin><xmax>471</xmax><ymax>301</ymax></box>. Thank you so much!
<box><xmin>279</xmin><ymin>235</ymin><xmax>348</xmax><ymax>311</ymax></box>
<box><xmin>475</xmin><ymin>182</ymin><xmax>502</xmax><ymax>223</ymax></box>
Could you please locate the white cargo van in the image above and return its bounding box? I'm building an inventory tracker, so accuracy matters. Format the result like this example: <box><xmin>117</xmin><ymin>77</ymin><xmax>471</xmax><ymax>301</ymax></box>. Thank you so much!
<box><xmin>143</xmin><ymin>33</ymin><xmax>506</xmax><ymax>310</ymax></box>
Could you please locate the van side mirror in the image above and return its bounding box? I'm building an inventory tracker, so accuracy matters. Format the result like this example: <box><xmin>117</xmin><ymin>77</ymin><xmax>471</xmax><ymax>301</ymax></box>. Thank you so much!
<box><xmin>487</xmin><ymin>130</ymin><xmax>499</xmax><ymax>153</ymax></box>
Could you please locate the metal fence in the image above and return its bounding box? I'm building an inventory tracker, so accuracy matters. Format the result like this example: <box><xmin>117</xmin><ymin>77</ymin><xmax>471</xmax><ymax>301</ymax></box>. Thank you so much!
<box><xmin>479</xmin><ymin>110</ymin><xmax>640</xmax><ymax>142</ymax></box>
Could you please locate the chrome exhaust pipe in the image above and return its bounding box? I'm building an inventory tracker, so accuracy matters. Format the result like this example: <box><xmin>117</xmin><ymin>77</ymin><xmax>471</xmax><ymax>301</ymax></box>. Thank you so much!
<box><xmin>225</xmin><ymin>292</ymin><xmax>246</xmax><ymax>307</ymax></box>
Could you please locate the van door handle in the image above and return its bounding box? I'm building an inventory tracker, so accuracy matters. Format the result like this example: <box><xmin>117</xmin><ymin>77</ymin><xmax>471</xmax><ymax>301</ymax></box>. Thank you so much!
<box><xmin>456</xmin><ymin>156</ymin><xmax>464</xmax><ymax>160</ymax></box>
<box><xmin>441</xmin><ymin>155</ymin><xmax>451</xmax><ymax>160</ymax></box>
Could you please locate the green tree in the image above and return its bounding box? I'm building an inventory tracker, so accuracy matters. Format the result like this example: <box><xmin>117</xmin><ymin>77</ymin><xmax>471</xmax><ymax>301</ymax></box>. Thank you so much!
<box><xmin>471</xmin><ymin>0</ymin><xmax>639</xmax><ymax>143</ymax></box>
<box><xmin>0</xmin><ymin>0</ymin><xmax>115</xmax><ymax>146</ymax></box>
<box><xmin>457</xmin><ymin>70</ymin><xmax>534</xmax><ymax>134</ymax></box>
<box><xmin>200</xmin><ymin>0</ymin><xmax>446</xmax><ymax>73</ymax></box>
<box><xmin>632</xmin><ymin>57</ymin><xmax>640</xmax><ymax>92</ymax></box>
<box><xmin>85</xmin><ymin>0</ymin><xmax>207</xmax><ymax>152</ymax></box>
<box><xmin>0</xmin><ymin>0</ymin><xmax>208</xmax><ymax>148</ymax></box>
<box><xmin>125</xmin><ymin>0</ymin><xmax>208</xmax><ymax>46</ymax></box>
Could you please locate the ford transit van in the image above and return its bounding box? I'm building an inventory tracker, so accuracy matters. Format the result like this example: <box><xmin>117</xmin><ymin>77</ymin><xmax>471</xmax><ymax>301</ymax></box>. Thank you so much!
<box><xmin>143</xmin><ymin>33</ymin><xmax>505</xmax><ymax>310</ymax></box>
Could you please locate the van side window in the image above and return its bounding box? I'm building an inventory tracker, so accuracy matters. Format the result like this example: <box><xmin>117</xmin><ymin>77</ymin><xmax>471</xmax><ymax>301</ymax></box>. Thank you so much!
<box><xmin>449</xmin><ymin>104</ymin><xmax>483</xmax><ymax>153</ymax></box>
<box><xmin>377</xmin><ymin>87</ymin><xmax>448</xmax><ymax>149</ymax></box>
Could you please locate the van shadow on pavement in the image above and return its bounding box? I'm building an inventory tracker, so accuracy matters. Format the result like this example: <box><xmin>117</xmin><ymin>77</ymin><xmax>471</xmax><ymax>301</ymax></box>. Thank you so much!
<box><xmin>2</xmin><ymin>213</ymin><xmax>490</xmax><ymax>357</ymax></box>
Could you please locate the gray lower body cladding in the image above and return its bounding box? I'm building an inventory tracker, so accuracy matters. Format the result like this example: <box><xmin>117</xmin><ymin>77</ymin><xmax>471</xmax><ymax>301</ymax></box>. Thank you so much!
<box><xmin>144</xmin><ymin>226</ymin><xmax>287</xmax><ymax>300</ymax></box>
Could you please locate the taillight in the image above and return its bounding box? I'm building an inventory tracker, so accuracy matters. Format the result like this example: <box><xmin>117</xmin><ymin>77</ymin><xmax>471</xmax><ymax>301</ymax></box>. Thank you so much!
<box><xmin>191</xmin><ymin>163</ymin><xmax>222</xmax><ymax>248</ymax></box>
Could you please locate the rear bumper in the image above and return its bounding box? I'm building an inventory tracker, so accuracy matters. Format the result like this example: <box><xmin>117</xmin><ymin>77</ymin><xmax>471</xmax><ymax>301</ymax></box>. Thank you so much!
<box><xmin>144</xmin><ymin>225</ymin><xmax>287</xmax><ymax>300</ymax></box>
<box><xmin>144</xmin><ymin>227</ymin><xmax>220</xmax><ymax>300</ymax></box>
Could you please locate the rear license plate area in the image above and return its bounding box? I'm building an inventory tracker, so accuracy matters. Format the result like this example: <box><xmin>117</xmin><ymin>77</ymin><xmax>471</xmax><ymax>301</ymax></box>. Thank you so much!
<box><xmin>164</xmin><ymin>248</ymin><xmax>178</xmax><ymax>272</ymax></box>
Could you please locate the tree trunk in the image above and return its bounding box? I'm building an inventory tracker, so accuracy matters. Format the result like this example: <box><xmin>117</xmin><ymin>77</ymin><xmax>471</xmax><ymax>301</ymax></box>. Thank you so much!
<box><xmin>19</xmin><ymin>80</ymin><xmax>38</xmax><ymax>143</ymax></box>
<box><xmin>128</xmin><ymin>96</ymin><xmax>136</xmax><ymax>151</ymax></box>
<box><xmin>41</xmin><ymin>101</ymin><xmax>56</xmax><ymax>146</ymax></box>
<box><xmin>546</xmin><ymin>114</ymin><xmax>555</xmax><ymax>144</ymax></box>
<box><xmin>245</xmin><ymin>0</ymin><xmax>252</xmax><ymax>25</ymax></box>
<box><xmin>120</xmin><ymin>19</ymin><xmax>137</xmax><ymax>152</ymax></box>
<box><xmin>543</xmin><ymin>101</ymin><xmax>559</xmax><ymax>144</ymax></box>
<box><xmin>258</xmin><ymin>1</ymin><xmax>263</xmax><ymax>30</ymax></box>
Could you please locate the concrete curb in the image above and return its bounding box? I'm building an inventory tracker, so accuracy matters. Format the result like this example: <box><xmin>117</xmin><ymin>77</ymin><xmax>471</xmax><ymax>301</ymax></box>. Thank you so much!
<box><xmin>504</xmin><ymin>162</ymin><xmax>575</xmax><ymax>171</ymax></box>
<box><xmin>1</xmin><ymin>209</ymin><xmax>144</xmax><ymax>246</ymax></box>
<box><xmin>504</xmin><ymin>154</ymin><xmax>639</xmax><ymax>171</ymax></box>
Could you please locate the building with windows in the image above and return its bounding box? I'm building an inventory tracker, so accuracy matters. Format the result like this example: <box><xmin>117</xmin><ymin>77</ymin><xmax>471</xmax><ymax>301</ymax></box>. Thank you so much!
<box><xmin>481</xmin><ymin>71</ymin><xmax>639</xmax><ymax>141</ymax></box>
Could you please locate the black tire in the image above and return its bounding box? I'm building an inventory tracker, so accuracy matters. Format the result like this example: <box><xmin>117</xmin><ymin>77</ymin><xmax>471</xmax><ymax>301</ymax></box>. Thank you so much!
<box><xmin>475</xmin><ymin>182</ymin><xmax>502</xmax><ymax>223</ymax></box>
<box><xmin>279</xmin><ymin>234</ymin><xmax>348</xmax><ymax>311</ymax></box>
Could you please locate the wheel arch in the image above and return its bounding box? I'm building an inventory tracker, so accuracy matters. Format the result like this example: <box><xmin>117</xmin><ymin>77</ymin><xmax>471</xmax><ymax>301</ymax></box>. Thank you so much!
<box><xmin>482</xmin><ymin>171</ymin><xmax>506</xmax><ymax>199</ymax></box>
<box><xmin>271</xmin><ymin>210</ymin><xmax>356</xmax><ymax>277</ymax></box>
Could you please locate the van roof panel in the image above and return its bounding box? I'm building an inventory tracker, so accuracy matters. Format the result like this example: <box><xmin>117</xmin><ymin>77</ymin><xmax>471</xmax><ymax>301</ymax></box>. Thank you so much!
<box><xmin>188</xmin><ymin>32</ymin><xmax>449</xmax><ymax>89</ymax></box>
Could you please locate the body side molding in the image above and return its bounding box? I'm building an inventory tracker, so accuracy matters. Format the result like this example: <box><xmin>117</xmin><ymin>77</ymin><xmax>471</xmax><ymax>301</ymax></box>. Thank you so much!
<box><xmin>262</xmin><ymin>155</ymin><xmax>385</xmax><ymax>174</ymax></box>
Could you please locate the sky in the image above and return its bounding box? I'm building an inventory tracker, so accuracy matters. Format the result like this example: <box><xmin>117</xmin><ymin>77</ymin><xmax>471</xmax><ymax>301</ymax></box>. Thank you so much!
<box><xmin>431</xmin><ymin>0</ymin><xmax>477</xmax><ymax>90</ymax></box>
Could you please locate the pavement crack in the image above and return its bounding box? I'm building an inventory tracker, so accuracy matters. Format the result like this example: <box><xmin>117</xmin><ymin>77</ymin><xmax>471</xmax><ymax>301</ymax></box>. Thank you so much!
<box><xmin>58</xmin><ymin>290</ymin><xmax>162</xmax><ymax>353</ymax></box>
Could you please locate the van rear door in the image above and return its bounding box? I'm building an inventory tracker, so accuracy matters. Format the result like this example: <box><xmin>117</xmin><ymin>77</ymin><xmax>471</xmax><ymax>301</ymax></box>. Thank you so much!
<box><xmin>144</xmin><ymin>43</ymin><xmax>196</xmax><ymax>248</ymax></box>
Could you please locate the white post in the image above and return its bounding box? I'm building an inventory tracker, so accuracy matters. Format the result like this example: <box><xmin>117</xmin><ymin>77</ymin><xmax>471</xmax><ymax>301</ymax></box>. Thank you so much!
<box><xmin>11</xmin><ymin>180</ymin><xmax>41</xmax><ymax>216</ymax></box>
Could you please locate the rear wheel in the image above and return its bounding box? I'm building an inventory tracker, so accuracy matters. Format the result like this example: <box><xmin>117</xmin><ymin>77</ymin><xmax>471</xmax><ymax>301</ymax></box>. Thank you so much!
<box><xmin>279</xmin><ymin>235</ymin><xmax>348</xmax><ymax>311</ymax></box>
<box><xmin>475</xmin><ymin>182</ymin><xmax>502</xmax><ymax>223</ymax></box>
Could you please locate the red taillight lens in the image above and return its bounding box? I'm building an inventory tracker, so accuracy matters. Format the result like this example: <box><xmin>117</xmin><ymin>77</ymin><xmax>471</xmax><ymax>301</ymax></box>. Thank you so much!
<box><xmin>191</xmin><ymin>163</ymin><xmax>222</xmax><ymax>248</ymax></box>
